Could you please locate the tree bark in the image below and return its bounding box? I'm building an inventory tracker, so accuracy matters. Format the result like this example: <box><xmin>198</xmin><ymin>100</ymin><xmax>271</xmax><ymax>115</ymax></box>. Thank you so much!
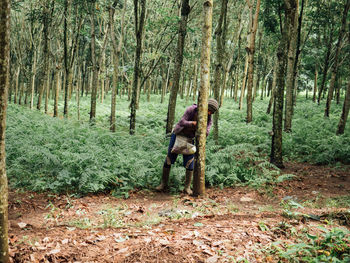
<box><xmin>37</xmin><ymin>0</ymin><xmax>51</xmax><ymax>111</ymax></box>
<box><xmin>109</xmin><ymin>0</ymin><xmax>126</xmax><ymax>132</ymax></box>
<box><xmin>270</xmin><ymin>0</ymin><xmax>293</xmax><ymax>168</ymax></box>
<box><xmin>317</xmin><ymin>28</ymin><xmax>333</xmax><ymax>104</ymax></box>
<box><xmin>0</xmin><ymin>0</ymin><xmax>10</xmax><ymax>261</ymax></box>
<box><xmin>239</xmin><ymin>55</ymin><xmax>249</xmax><ymax>109</ymax></box>
<box><xmin>130</xmin><ymin>0</ymin><xmax>147</xmax><ymax>134</ymax></box>
<box><xmin>324</xmin><ymin>0</ymin><xmax>350</xmax><ymax>117</ymax></box>
<box><xmin>267</xmin><ymin>58</ymin><xmax>277</xmax><ymax>114</ymax></box>
<box><xmin>337</xmin><ymin>81</ymin><xmax>350</xmax><ymax>135</ymax></box>
<box><xmin>313</xmin><ymin>64</ymin><xmax>318</xmax><ymax>103</ymax></box>
<box><xmin>165</xmin><ymin>0</ymin><xmax>191</xmax><ymax>134</ymax></box>
<box><xmin>284</xmin><ymin>0</ymin><xmax>298</xmax><ymax>132</ymax></box>
<box><xmin>193</xmin><ymin>0</ymin><xmax>213</xmax><ymax>197</ymax></box>
<box><xmin>246</xmin><ymin>0</ymin><xmax>261</xmax><ymax>123</ymax></box>
<box><xmin>213</xmin><ymin>0</ymin><xmax>228</xmax><ymax>144</ymax></box>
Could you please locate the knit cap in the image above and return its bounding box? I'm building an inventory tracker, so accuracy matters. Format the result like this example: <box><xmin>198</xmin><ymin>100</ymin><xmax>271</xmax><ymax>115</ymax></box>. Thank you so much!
<box><xmin>208</xmin><ymin>98</ymin><xmax>219</xmax><ymax>113</ymax></box>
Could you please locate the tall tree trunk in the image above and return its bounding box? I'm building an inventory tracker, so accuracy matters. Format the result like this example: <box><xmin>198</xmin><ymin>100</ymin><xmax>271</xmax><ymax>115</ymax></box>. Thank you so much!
<box><xmin>37</xmin><ymin>1</ymin><xmax>50</xmax><ymax>111</ymax></box>
<box><xmin>267</xmin><ymin>58</ymin><xmax>277</xmax><ymax>114</ymax></box>
<box><xmin>53</xmin><ymin>67</ymin><xmax>60</xmax><ymax>117</ymax></box>
<box><xmin>63</xmin><ymin>0</ymin><xmax>69</xmax><ymax>117</ymax></box>
<box><xmin>213</xmin><ymin>0</ymin><xmax>228</xmax><ymax>144</ymax></box>
<box><xmin>89</xmin><ymin>1</ymin><xmax>98</xmax><ymax>122</ymax></box>
<box><xmin>284</xmin><ymin>0</ymin><xmax>298</xmax><ymax>132</ymax></box>
<box><xmin>270</xmin><ymin>0</ymin><xmax>293</xmax><ymax>168</ymax></box>
<box><xmin>14</xmin><ymin>66</ymin><xmax>20</xmax><ymax>104</ymax></box>
<box><xmin>192</xmin><ymin>59</ymin><xmax>198</xmax><ymax>102</ymax></box>
<box><xmin>165</xmin><ymin>0</ymin><xmax>191</xmax><ymax>134</ymax></box>
<box><xmin>30</xmin><ymin>49</ymin><xmax>37</xmax><ymax>109</ymax></box>
<box><xmin>109</xmin><ymin>0</ymin><xmax>126</xmax><ymax>132</ymax></box>
<box><xmin>239</xmin><ymin>55</ymin><xmax>249</xmax><ymax>109</ymax></box>
<box><xmin>193</xmin><ymin>0</ymin><xmax>213</xmax><ymax>197</ymax></box>
<box><xmin>246</xmin><ymin>0</ymin><xmax>261</xmax><ymax>123</ymax></box>
<box><xmin>313</xmin><ymin>64</ymin><xmax>318</xmax><ymax>102</ymax></box>
<box><xmin>130</xmin><ymin>0</ymin><xmax>147</xmax><ymax>134</ymax></box>
<box><xmin>253</xmin><ymin>31</ymin><xmax>262</xmax><ymax>102</ymax></box>
<box><xmin>324</xmin><ymin>0</ymin><xmax>350</xmax><ymax>117</ymax></box>
<box><xmin>0</xmin><ymin>0</ymin><xmax>10</xmax><ymax>261</ymax></box>
<box><xmin>337</xmin><ymin>80</ymin><xmax>350</xmax><ymax>135</ymax></box>
<box><xmin>234</xmin><ymin>30</ymin><xmax>242</xmax><ymax>102</ymax></box>
<box><xmin>317</xmin><ymin>28</ymin><xmax>333</xmax><ymax>104</ymax></box>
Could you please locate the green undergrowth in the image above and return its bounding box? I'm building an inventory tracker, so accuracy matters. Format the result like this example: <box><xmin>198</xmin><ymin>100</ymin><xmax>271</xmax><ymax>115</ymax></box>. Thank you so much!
<box><xmin>6</xmin><ymin>94</ymin><xmax>349</xmax><ymax>195</ymax></box>
<box><xmin>268</xmin><ymin>226</ymin><xmax>350</xmax><ymax>262</ymax></box>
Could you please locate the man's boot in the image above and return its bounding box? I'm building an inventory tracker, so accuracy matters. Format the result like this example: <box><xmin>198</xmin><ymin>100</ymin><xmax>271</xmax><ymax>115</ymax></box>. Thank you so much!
<box><xmin>183</xmin><ymin>169</ymin><xmax>193</xmax><ymax>195</ymax></box>
<box><xmin>156</xmin><ymin>166</ymin><xmax>170</xmax><ymax>192</ymax></box>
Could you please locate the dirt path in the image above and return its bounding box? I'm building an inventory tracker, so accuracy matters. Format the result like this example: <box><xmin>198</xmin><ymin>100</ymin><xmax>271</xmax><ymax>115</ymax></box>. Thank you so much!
<box><xmin>8</xmin><ymin>163</ymin><xmax>350</xmax><ymax>262</ymax></box>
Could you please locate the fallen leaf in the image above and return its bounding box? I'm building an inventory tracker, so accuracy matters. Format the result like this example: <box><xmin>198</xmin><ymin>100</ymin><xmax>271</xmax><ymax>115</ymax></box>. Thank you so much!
<box><xmin>17</xmin><ymin>222</ymin><xmax>27</xmax><ymax>228</ymax></box>
<box><xmin>48</xmin><ymin>248</ymin><xmax>61</xmax><ymax>254</ymax></box>
<box><xmin>206</xmin><ymin>255</ymin><xmax>219</xmax><ymax>263</ymax></box>
<box><xmin>62</xmin><ymin>239</ymin><xmax>69</xmax><ymax>244</ymax></box>
<box><xmin>159</xmin><ymin>239</ymin><xmax>170</xmax><ymax>246</ymax></box>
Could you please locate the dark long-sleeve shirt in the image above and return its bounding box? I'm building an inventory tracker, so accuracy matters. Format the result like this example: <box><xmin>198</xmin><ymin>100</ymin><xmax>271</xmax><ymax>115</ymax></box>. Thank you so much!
<box><xmin>173</xmin><ymin>104</ymin><xmax>212</xmax><ymax>138</ymax></box>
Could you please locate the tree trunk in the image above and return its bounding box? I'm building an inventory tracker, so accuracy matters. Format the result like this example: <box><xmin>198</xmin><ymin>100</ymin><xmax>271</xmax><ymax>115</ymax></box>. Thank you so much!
<box><xmin>246</xmin><ymin>0</ymin><xmax>261</xmax><ymax>123</ymax></box>
<box><xmin>213</xmin><ymin>0</ymin><xmax>228</xmax><ymax>144</ymax></box>
<box><xmin>270</xmin><ymin>0</ymin><xmax>293</xmax><ymax>169</ymax></box>
<box><xmin>63</xmin><ymin>0</ymin><xmax>70</xmax><ymax>117</ymax></box>
<box><xmin>89</xmin><ymin>1</ymin><xmax>98</xmax><ymax>122</ymax></box>
<box><xmin>239</xmin><ymin>55</ymin><xmax>249</xmax><ymax>109</ymax></box>
<box><xmin>130</xmin><ymin>0</ymin><xmax>147</xmax><ymax>134</ymax></box>
<box><xmin>37</xmin><ymin>1</ymin><xmax>50</xmax><ymax>111</ymax></box>
<box><xmin>337</xmin><ymin>81</ymin><xmax>350</xmax><ymax>135</ymax></box>
<box><xmin>234</xmin><ymin>30</ymin><xmax>242</xmax><ymax>102</ymax></box>
<box><xmin>44</xmin><ymin>61</ymin><xmax>51</xmax><ymax>114</ymax></box>
<box><xmin>109</xmin><ymin>0</ymin><xmax>126</xmax><ymax>132</ymax></box>
<box><xmin>317</xmin><ymin>28</ymin><xmax>333</xmax><ymax>104</ymax></box>
<box><xmin>165</xmin><ymin>0</ymin><xmax>191</xmax><ymax>134</ymax></box>
<box><xmin>0</xmin><ymin>0</ymin><xmax>10</xmax><ymax>261</ymax></box>
<box><xmin>324</xmin><ymin>0</ymin><xmax>350</xmax><ymax>117</ymax></box>
<box><xmin>193</xmin><ymin>0</ymin><xmax>213</xmax><ymax>197</ymax></box>
<box><xmin>313</xmin><ymin>64</ymin><xmax>318</xmax><ymax>102</ymax></box>
<box><xmin>284</xmin><ymin>0</ymin><xmax>298</xmax><ymax>132</ymax></box>
<box><xmin>14</xmin><ymin>66</ymin><xmax>20</xmax><ymax>104</ymax></box>
<box><xmin>267</xmin><ymin>58</ymin><xmax>277</xmax><ymax>114</ymax></box>
<box><xmin>30</xmin><ymin>49</ymin><xmax>37</xmax><ymax>109</ymax></box>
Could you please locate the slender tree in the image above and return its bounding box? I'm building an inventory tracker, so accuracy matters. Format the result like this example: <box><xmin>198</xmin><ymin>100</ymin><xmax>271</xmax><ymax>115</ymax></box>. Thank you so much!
<box><xmin>130</xmin><ymin>0</ymin><xmax>146</xmax><ymax>134</ymax></box>
<box><xmin>109</xmin><ymin>0</ymin><xmax>127</xmax><ymax>132</ymax></box>
<box><xmin>337</xmin><ymin>80</ymin><xmax>350</xmax><ymax>135</ymax></box>
<box><xmin>213</xmin><ymin>0</ymin><xmax>228</xmax><ymax>143</ymax></box>
<box><xmin>284</xmin><ymin>0</ymin><xmax>298</xmax><ymax>132</ymax></box>
<box><xmin>165</xmin><ymin>0</ymin><xmax>191</xmax><ymax>134</ymax></box>
<box><xmin>270</xmin><ymin>0</ymin><xmax>295</xmax><ymax>168</ymax></box>
<box><xmin>246</xmin><ymin>0</ymin><xmax>261</xmax><ymax>123</ymax></box>
<box><xmin>193</xmin><ymin>0</ymin><xmax>213</xmax><ymax>197</ymax></box>
<box><xmin>0</xmin><ymin>0</ymin><xmax>10</xmax><ymax>261</ymax></box>
<box><xmin>324</xmin><ymin>0</ymin><xmax>350</xmax><ymax>117</ymax></box>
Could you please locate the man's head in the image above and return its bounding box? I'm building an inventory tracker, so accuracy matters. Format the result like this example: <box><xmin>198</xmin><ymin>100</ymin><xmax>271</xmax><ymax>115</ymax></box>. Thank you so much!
<box><xmin>208</xmin><ymin>98</ymin><xmax>219</xmax><ymax>115</ymax></box>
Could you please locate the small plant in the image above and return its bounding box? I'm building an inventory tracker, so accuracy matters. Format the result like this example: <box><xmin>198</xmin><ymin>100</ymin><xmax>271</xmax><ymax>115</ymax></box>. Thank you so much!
<box><xmin>271</xmin><ymin>227</ymin><xmax>350</xmax><ymax>262</ymax></box>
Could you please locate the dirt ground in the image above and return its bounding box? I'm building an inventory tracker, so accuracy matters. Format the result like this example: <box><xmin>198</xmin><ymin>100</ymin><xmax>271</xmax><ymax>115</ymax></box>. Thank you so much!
<box><xmin>8</xmin><ymin>162</ymin><xmax>350</xmax><ymax>263</ymax></box>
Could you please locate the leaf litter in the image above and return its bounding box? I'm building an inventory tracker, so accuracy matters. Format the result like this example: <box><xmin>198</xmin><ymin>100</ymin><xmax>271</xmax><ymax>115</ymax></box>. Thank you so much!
<box><xmin>8</xmin><ymin>162</ymin><xmax>350</xmax><ymax>262</ymax></box>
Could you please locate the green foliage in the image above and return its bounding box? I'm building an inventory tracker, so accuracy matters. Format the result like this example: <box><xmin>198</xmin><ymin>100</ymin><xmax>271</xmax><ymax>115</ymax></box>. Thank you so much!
<box><xmin>271</xmin><ymin>227</ymin><xmax>350</xmax><ymax>262</ymax></box>
<box><xmin>283</xmin><ymin>100</ymin><xmax>350</xmax><ymax>164</ymax></box>
<box><xmin>6</xmin><ymin>94</ymin><xmax>350</xmax><ymax>196</ymax></box>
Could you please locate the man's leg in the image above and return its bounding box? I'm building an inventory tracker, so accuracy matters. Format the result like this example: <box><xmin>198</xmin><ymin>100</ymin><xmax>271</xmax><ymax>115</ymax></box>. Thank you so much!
<box><xmin>183</xmin><ymin>154</ymin><xmax>194</xmax><ymax>195</ymax></box>
<box><xmin>156</xmin><ymin>134</ymin><xmax>177</xmax><ymax>191</ymax></box>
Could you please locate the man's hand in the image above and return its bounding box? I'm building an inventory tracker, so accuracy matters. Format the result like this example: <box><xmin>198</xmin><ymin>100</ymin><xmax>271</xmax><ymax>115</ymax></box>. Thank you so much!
<box><xmin>192</xmin><ymin>121</ymin><xmax>197</xmax><ymax>126</ymax></box>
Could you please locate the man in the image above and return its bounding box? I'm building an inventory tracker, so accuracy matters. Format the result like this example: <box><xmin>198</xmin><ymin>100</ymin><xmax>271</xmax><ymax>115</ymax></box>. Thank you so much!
<box><xmin>156</xmin><ymin>98</ymin><xmax>219</xmax><ymax>194</ymax></box>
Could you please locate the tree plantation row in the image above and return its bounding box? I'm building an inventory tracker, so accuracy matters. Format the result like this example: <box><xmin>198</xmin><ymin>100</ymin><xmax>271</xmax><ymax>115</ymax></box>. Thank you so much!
<box><xmin>8</xmin><ymin>0</ymin><xmax>350</xmax><ymax>137</ymax></box>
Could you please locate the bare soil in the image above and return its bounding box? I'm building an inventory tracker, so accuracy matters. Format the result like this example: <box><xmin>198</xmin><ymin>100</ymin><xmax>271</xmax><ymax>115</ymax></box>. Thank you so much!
<box><xmin>8</xmin><ymin>162</ymin><xmax>350</xmax><ymax>263</ymax></box>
